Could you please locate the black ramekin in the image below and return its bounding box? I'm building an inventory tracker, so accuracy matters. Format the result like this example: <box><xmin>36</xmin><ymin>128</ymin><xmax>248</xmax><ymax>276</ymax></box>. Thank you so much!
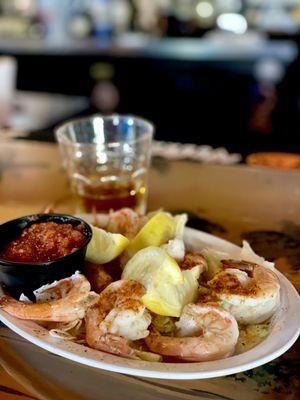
<box><xmin>0</xmin><ymin>213</ymin><xmax>92</xmax><ymax>299</ymax></box>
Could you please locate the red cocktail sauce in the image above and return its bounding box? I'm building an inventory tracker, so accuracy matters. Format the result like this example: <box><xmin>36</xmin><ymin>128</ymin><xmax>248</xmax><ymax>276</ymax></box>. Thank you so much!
<box><xmin>0</xmin><ymin>222</ymin><xmax>86</xmax><ymax>263</ymax></box>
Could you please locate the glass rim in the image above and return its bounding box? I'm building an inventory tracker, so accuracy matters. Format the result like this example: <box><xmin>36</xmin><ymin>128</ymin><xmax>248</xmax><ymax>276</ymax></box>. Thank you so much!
<box><xmin>55</xmin><ymin>113</ymin><xmax>154</xmax><ymax>147</ymax></box>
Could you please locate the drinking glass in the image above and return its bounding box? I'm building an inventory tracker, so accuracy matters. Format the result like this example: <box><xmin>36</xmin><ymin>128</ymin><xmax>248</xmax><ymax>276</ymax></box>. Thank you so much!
<box><xmin>55</xmin><ymin>114</ymin><xmax>154</xmax><ymax>214</ymax></box>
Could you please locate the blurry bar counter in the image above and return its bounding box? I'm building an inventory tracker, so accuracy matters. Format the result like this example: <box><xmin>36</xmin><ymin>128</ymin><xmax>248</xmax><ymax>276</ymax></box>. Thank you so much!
<box><xmin>0</xmin><ymin>35</ymin><xmax>296</xmax><ymax>61</ymax></box>
<box><xmin>0</xmin><ymin>36</ymin><xmax>299</xmax><ymax>155</ymax></box>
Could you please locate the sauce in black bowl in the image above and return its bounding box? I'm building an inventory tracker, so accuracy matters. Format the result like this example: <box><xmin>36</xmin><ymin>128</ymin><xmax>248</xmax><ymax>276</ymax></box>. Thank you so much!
<box><xmin>0</xmin><ymin>214</ymin><xmax>92</xmax><ymax>299</ymax></box>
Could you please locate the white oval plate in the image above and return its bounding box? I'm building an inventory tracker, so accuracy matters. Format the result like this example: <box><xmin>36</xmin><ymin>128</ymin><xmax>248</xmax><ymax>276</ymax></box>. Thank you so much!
<box><xmin>0</xmin><ymin>227</ymin><xmax>299</xmax><ymax>380</ymax></box>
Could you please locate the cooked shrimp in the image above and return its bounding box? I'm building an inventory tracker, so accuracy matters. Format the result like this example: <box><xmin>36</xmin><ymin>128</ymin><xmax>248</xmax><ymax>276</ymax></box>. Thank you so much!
<box><xmin>145</xmin><ymin>302</ymin><xmax>239</xmax><ymax>362</ymax></box>
<box><xmin>85</xmin><ymin>280</ymin><xmax>151</xmax><ymax>358</ymax></box>
<box><xmin>0</xmin><ymin>274</ymin><xmax>99</xmax><ymax>322</ymax></box>
<box><xmin>180</xmin><ymin>252</ymin><xmax>208</xmax><ymax>273</ymax></box>
<box><xmin>34</xmin><ymin>272</ymin><xmax>91</xmax><ymax>302</ymax></box>
<box><xmin>106</xmin><ymin>208</ymin><xmax>147</xmax><ymax>239</ymax></box>
<box><xmin>84</xmin><ymin>262</ymin><xmax>114</xmax><ymax>294</ymax></box>
<box><xmin>208</xmin><ymin>260</ymin><xmax>280</xmax><ymax>324</ymax></box>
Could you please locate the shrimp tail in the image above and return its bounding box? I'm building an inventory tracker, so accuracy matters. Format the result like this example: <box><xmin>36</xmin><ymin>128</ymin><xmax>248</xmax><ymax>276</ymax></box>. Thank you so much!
<box><xmin>0</xmin><ymin>295</ymin><xmax>53</xmax><ymax>320</ymax></box>
<box><xmin>0</xmin><ymin>291</ymin><xmax>99</xmax><ymax>322</ymax></box>
<box><xmin>0</xmin><ymin>295</ymin><xmax>15</xmax><ymax>308</ymax></box>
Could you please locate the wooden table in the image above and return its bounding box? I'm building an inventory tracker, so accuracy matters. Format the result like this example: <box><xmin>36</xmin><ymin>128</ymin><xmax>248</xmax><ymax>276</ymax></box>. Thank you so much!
<box><xmin>0</xmin><ymin>139</ymin><xmax>299</xmax><ymax>400</ymax></box>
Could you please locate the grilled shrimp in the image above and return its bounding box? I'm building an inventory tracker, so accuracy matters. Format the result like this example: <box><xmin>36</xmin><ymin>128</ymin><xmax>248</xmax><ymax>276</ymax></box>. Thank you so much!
<box><xmin>180</xmin><ymin>252</ymin><xmax>207</xmax><ymax>272</ymax></box>
<box><xmin>33</xmin><ymin>272</ymin><xmax>91</xmax><ymax>302</ymax></box>
<box><xmin>145</xmin><ymin>302</ymin><xmax>239</xmax><ymax>362</ymax></box>
<box><xmin>85</xmin><ymin>280</ymin><xmax>151</xmax><ymax>358</ymax></box>
<box><xmin>208</xmin><ymin>260</ymin><xmax>280</xmax><ymax>324</ymax></box>
<box><xmin>106</xmin><ymin>208</ymin><xmax>147</xmax><ymax>239</ymax></box>
<box><xmin>0</xmin><ymin>274</ymin><xmax>99</xmax><ymax>322</ymax></box>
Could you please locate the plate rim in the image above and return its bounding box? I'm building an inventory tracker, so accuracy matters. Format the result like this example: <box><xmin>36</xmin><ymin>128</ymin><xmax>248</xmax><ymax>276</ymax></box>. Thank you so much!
<box><xmin>1</xmin><ymin>227</ymin><xmax>300</xmax><ymax>380</ymax></box>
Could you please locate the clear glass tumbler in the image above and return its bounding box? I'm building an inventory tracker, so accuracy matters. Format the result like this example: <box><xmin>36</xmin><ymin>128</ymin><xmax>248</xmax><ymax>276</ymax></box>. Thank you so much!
<box><xmin>55</xmin><ymin>115</ymin><xmax>154</xmax><ymax>214</ymax></box>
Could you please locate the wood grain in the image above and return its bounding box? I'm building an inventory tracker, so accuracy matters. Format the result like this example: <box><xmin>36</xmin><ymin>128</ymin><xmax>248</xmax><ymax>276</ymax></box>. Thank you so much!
<box><xmin>0</xmin><ymin>369</ymin><xmax>38</xmax><ymax>400</ymax></box>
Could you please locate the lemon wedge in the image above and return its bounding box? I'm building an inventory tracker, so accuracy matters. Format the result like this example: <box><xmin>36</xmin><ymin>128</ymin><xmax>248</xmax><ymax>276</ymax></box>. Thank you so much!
<box><xmin>173</xmin><ymin>213</ymin><xmax>188</xmax><ymax>239</ymax></box>
<box><xmin>122</xmin><ymin>246</ymin><xmax>200</xmax><ymax>317</ymax></box>
<box><xmin>126</xmin><ymin>212</ymin><xmax>186</xmax><ymax>257</ymax></box>
<box><xmin>86</xmin><ymin>225</ymin><xmax>129</xmax><ymax>264</ymax></box>
<box><xmin>142</xmin><ymin>266</ymin><xmax>201</xmax><ymax>317</ymax></box>
<box><xmin>122</xmin><ymin>246</ymin><xmax>183</xmax><ymax>285</ymax></box>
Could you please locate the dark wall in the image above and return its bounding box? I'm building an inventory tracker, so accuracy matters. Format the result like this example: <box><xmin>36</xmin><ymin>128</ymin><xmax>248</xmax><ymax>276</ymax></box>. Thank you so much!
<box><xmin>15</xmin><ymin>53</ymin><xmax>255</xmax><ymax>153</ymax></box>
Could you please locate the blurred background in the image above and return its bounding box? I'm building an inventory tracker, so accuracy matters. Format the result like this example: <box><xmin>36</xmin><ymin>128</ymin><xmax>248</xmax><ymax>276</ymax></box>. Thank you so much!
<box><xmin>1</xmin><ymin>0</ymin><xmax>300</xmax><ymax>156</ymax></box>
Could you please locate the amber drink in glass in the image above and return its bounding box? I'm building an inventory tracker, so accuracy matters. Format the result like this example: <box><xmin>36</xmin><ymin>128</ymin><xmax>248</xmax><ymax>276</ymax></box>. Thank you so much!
<box><xmin>55</xmin><ymin>115</ymin><xmax>154</xmax><ymax>214</ymax></box>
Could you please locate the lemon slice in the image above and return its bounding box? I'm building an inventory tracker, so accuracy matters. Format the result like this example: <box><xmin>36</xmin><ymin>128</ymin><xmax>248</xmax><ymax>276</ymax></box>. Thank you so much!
<box><xmin>142</xmin><ymin>266</ymin><xmax>201</xmax><ymax>317</ymax></box>
<box><xmin>173</xmin><ymin>213</ymin><xmax>188</xmax><ymax>239</ymax></box>
<box><xmin>122</xmin><ymin>247</ymin><xmax>200</xmax><ymax>317</ymax></box>
<box><xmin>86</xmin><ymin>225</ymin><xmax>129</xmax><ymax>264</ymax></box>
<box><xmin>122</xmin><ymin>246</ymin><xmax>183</xmax><ymax>284</ymax></box>
<box><xmin>126</xmin><ymin>212</ymin><xmax>182</xmax><ymax>257</ymax></box>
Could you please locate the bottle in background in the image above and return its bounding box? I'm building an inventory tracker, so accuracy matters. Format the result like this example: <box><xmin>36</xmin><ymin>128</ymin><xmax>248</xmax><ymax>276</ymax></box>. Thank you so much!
<box><xmin>37</xmin><ymin>0</ymin><xmax>69</xmax><ymax>42</ymax></box>
<box><xmin>90</xmin><ymin>0</ymin><xmax>113</xmax><ymax>40</ymax></box>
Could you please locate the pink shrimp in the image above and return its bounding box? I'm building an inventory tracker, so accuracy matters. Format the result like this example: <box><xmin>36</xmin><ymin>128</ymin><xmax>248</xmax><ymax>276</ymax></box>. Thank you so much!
<box><xmin>180</xmin><ymin>252</ymin><xmax>208</xmax><ymax>274</ymax></box>
<box><xmin>85</xmin><ymin>280</ymin><xmax>151</xmax><ymax>358</ymax></box>
<box><xmin>0</xmin><ymin>274</ymin><xmax>99</xmax><ymax>322</ymax></box>
<box><xmin>145</xmin><ymin>302</ymin><xmax>239</xmax><ymax>362</ymax></box>
<box><xmin>208</xmin><ymin>260</ymin><xmax>280</xmax><ymax>324</ymax></box>
<box><xmin>106</xmin><ymin>208</ymin><xmax>147</xmax><ymax>239</ymax></box>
